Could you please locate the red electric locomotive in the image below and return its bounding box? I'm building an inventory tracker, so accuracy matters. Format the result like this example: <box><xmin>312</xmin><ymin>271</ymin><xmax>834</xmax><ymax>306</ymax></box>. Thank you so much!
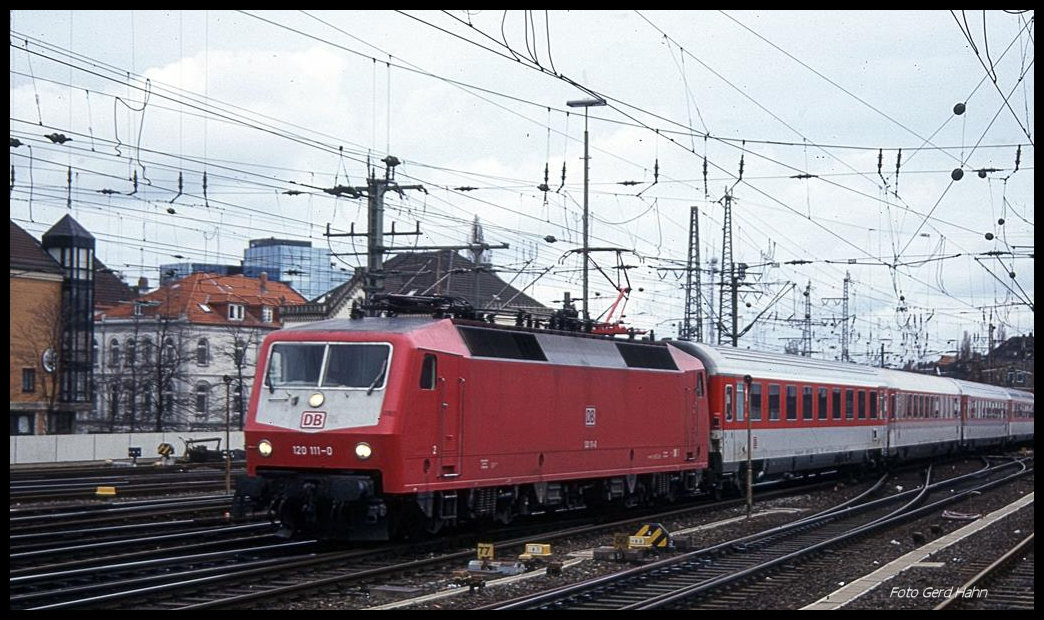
<box><xmin>234</xmin><ymin>295</ymin><xmax>1032</xmax><ymax>540</ymax></box>
<box><xmin>234</xmin><ymin>297</ymin><xmax>708</xmax><ymax>539</ymax></box>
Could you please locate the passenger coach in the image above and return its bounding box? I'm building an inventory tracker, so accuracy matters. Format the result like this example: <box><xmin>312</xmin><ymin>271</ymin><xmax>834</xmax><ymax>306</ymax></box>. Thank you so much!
<box><xmin>668</xmin><ymin>342</ymin><xmax>888</xmax><ymax>493</ymax></box>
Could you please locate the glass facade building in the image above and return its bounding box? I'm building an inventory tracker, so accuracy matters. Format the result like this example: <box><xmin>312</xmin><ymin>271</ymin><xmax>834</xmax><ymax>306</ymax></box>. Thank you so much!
<box><xmin>242</xmin><ymin>238</ymin><xmax>353</xmax><ymax>300</ymax></box>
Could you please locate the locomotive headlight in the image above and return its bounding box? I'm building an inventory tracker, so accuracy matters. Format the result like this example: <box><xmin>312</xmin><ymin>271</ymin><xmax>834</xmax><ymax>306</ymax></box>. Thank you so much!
<box><xmin>308</xmin><ymin>392</ymin><xmax>325</xmax><ymax>408</ymax></box>
<box><xmin>354</xmin><ymin>442</ymin><xmax>373</xmax><ymax>460</ymax></box>
<box><xmin>258</xmin><ymin>439</ymin><xmax>274</xmax><ymax>457</ymax></box>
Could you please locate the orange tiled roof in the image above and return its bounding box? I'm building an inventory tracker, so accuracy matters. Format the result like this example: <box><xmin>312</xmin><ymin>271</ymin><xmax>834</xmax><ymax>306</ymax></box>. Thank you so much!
<box><xmin>102</xmin><ymin>272</ymin><xmax>307</xmax><ymax>326</ymax></box>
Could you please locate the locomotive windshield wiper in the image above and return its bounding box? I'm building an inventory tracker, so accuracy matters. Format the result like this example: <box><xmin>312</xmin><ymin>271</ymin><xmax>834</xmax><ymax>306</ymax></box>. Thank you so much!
<box><xmin>367</xmin><ymin>359</ymin><xmax>389</xmax><ymax>396</ymax></box>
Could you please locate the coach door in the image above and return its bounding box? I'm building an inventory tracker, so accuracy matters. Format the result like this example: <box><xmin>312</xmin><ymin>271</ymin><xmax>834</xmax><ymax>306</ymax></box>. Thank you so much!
<box><xmin>436</xmin><ymin>353</ymin><xmax>464</xmax><ymax>478</ymax></box>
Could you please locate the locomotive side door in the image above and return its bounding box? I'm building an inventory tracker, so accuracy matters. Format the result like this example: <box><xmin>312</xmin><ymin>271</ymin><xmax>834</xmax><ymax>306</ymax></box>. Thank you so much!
<box><xmin>436</xmin><ymin>353</ymin><xmax>464</xmax><ymax>477</ymax></box>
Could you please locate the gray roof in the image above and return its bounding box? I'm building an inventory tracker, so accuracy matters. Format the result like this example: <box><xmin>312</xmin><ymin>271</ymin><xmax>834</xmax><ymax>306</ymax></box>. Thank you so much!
<box><xmin>10</xmin><ymin>220</ymin><xmax>62</xmax><ymax>274</ymax></box>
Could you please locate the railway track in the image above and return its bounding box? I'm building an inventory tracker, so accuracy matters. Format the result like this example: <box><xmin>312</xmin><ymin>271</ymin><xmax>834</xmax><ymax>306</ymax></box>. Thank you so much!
<box><xmin>934</xmin><ymin>532</ymin><xmax>1034</xmax><ymax>610</ymax></box>
<box><xmin>477</xmin><ymin>457</ymin><xmax>1031</xmax><ymax>610</ymax></box>
<box><xmin>10</xmin><ymin>475</ymin><xmax>858</xmax><ymax>610</ymax></box>
<box><xmin>10</xmin><ymin>463</ymin><xmax>244</xmax><ymax>503</ymax></box>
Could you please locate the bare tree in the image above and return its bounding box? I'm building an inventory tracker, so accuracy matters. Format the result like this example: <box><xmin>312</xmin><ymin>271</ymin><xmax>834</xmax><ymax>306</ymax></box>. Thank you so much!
<box><xmin>12</xmin><ymin>295</ymin><xmax>64</xmax><ymax>429</ymax></box>
<box><xmin>959</xmin><ymin>331</ymin><xmax>973</xmax><ymax>361</ymax></box>
<box><xmin>221</xmin><ymin>323</ymin><xmax>263</xmax><ymax>429</ymax></box>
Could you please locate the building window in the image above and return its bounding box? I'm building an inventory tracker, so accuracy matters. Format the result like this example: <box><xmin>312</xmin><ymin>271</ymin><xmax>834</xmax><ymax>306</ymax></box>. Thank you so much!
<box><xmin>11</xmin><ymin>414</ymin><xmax>34</xmax><ymax>435</ymax></box>
<box><xmin>142</xmin><ymin>338</ymin><xmax>153</xmax><ymax>364</ymax></box>
<box><xmin>48</xmin><ymin>412</ymin><xmax>75</xmax><ymax>434</ymax></box>
<box><xmin>126</xmin><ymin>340</ymin><xmax>137</xmax><ymax>366</ymax></box>
<box><xmin>163</xmin><ymin>338</ymin><xmax>177</xmax><ymax>365</ymax></box>
<box><xmin>109</xmin><ymin>339</ymin><xmax>121</xmax><ymax>368</ymax></box>
<box><xmin>262</xmin><ymin>306</ymin><xmax>274</xmax><ymax>323</ymax></box>
<box><xmin>93</xmin><ymin>338</ymin><xmax>99</xmax><ymax>368</ymax></box>
<box><xmin>228</xmin><ymin>304</ymin><xmax>244</xmax><ymax>321</ymax></box>
<box><xmin>196</xmin><ymin>382</ymin><xmax>210</xmax><ymax>415</ymax></box>
<box><xmin>109</xmin><ymin>382</ymin><xmax>121</xmax><ymax>421</ymax></box>
<box><xmin>197</xmin><ymin>338</ymin><xmax>210</xmax><ymax>366</ymax></box>
<box><xmin>162</xmin><ymin>387</ymin><xmax>175</xmax><ymax>415</ymax></box>
<box><xmin>22</xmin><ymin>368</ymin><xmax>36</xmax><ymax>393</ymax></box>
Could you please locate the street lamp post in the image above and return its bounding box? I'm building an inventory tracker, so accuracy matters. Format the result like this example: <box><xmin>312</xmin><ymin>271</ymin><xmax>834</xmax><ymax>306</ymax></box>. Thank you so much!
<box><xmin>567</xmin><ymin>97</ymin><xmax>606</xmax><ymax>324</ymax></box>
<box><xmin>223</xmin><ymin>374</ymin><xmax>233</xmax><ymax>495</ymax></box>
<box><xmin>744</xmin><ymin>374</ymin><xmax>753</xmax><ymax>518</ymax></box>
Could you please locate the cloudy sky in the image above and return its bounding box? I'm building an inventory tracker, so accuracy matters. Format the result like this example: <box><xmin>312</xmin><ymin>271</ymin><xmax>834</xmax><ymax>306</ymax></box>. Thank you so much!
<box><xmin>10</xmin><ymin>10</ymin><xmax>1034</xmax><ymax>365</ymax></box>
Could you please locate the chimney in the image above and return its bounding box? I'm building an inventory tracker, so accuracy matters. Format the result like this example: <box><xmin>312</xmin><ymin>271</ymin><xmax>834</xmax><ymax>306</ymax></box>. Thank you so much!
<box><xmin>259</xmin><ymin>271</ymin><xmax>268</xmax><ymax>293</ymax></box>
<box><xmin>137</xmin><ymin>276</ymin><xmax>149</xmax><ymax>294</ymax></box>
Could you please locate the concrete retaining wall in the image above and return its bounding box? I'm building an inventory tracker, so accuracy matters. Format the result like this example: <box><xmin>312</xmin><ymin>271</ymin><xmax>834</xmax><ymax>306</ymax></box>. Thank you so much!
<box><xmin>10</xmin><ymin>432</ymin><xmax>245</xmax><ymax>464</ymax></box>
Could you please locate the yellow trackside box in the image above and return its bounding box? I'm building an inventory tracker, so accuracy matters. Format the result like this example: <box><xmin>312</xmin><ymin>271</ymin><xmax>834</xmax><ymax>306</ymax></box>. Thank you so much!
<box><xmin>629</xmin><ymin>523</ymin><xmax>669</xmax><ymax>548</ymax></box>
<box><xmin>524</xmin><ymin>543</ymin><xmax>552</xmax><ymax>557</ymax></box>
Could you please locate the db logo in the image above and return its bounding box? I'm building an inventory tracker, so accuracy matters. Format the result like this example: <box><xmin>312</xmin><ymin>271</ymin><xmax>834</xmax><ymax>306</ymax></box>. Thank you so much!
<box><xmin>300</xmin><ymin>411</ymin><xmax>327</xmax><ymax>429</ymax></box>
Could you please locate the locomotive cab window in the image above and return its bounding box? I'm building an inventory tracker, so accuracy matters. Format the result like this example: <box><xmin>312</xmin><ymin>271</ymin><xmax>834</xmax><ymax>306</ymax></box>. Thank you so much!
<box><xmin>323</xmin><ymin>344</ymin><xmax>390</xmax><ymax>389</ymax></box>
<box><xmin>266</xmin><ymin>342</ymin><xmax>391</xmax><ymax>390</ymax></box>
<box><xmin>267</xmin><ymin>343</ymin><xmax>325</xmax><ymax>386</ymax></box>
<box><xmin>420</xmin><ymin>354</ymin><xmax>437</xmax><ymax>390</ymax></box>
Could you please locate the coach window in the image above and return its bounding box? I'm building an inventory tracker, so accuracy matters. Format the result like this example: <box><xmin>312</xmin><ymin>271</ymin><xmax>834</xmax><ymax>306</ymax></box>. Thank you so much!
<box><xmin>768</xmin><ymin>384</ymin><xmax>781</xmax><ymax>421</ymax></box>
<box><xmin>786</xmin><ymin>386</ymin><xmax>798</xmax><ymax>421</ymax></box>
<box><xmin>420</xmin><ymin>354</ymin><xmax>437</xmax><ymax>390</ymax></box>
<box><xmin>750</xmin><ymin>382</ymin><xmax>762</xmax><ymax>421</ymax></box>
<box><xmin>857</xmin><ymin>390</ymin><xmax>866</xmax><ymax>420</ymax></box>
<box><xmin>844</xmin><ymin>389</ymin><xmax>854</xmax><ymax>419</ymax></box>
<box><xmin>803</xmin><ymin>386</ymin><xmax>814</xmax><ymax>421</ymax></box>
<box><xmin>725</xmin><ymin>384</ymin><xmax>734</xmax><ymax>422</ymax></box>
<box><xmin>869</xmin><ymin>392</ymin><xmax>878</xmax><ymax>419</ymax></box>
<box><xmin>832</xmin><ymin>388</ymin><xmax>842</xmax><ymax>421</ymax></box>
<box><xmin>818</xmin><ymin>387</ymin><xmax>828</xmax><ymax>421</ymax></box>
